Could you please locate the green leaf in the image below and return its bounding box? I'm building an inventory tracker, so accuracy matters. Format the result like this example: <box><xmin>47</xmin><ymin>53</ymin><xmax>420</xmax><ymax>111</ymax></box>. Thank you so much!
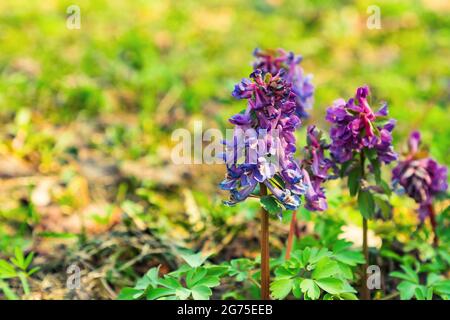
<box><xmin>332</xmin><ymin>239</ymin><xmax>352</xmax><ymax>253</ymax></box>
<box><xmin>158</xmin><ymin>276</ymin><xmax>182</xmax><ymax>289</ymax></box>
<box><xmin>299</xmin><ymin>279</ymin><xmax>320</xmax><ymax>300</ymax></box>
<box><xmin>168</xmin><ymin>264</ymin><xmax>191</xmax><ymax>276</ymax></box>
<box><xmin>426</xmin><ymin>287</ymin><xmax>434</xmax><ymax>300</ymax></box>
<box><xmin>0</xmin><ymin>280</ymin><xmax>19</xmax><ymax>300</ymax></box>
<box><xmin>175</xmin><ymin>287</ymin><xmax>192</xmax><ymax>300</ymax></box>
<box><xmin>24</xmin><ymin>253</ymin><xmax>34</xmax><ymax>270</ymax></box>
<box><xmin>144</xmin><ymin>266</ymin><xmax>160</xmax><ymax>288</ymax></box>
<box><xmin>379</xmin><ymin>179</ymin><xmax>392</xmax><ymax>196</ymax></box>
<box><xmin>180</xmin><ymin>252</ymin><xmax>209</xmax><ymax>268</ymax></box>
<box><xmin>260</xmin><ymin>196</ymin><xmax>282</xmax><ymax>216</ymax></box>
<box><xmin>373</xmin><ymin>193</ymin><xmax>392</xmax><ymax>219</ymax></box>
<box><xmin>195</xmin><ymin>275</ymin><xmax>220</xmax><ymax>288</ymax></box>
<box><xmin>400</xmin><ymin>265</ymin><xmax>419</xmax><ymax>284</ymax></box>
<box><xmin>390</xmin><ymin>271</ymin><xmax>413</xmax><ymax>283</ymax></box>
<box><xmin>191</xmin><ymin>285</ymin><xmax>212</xmax><ymax>300</ymax></box>
<box><xmin>186</xmin><ymin>268</ymin><xmax>207</xmax><ymax>288</ymax></box>
<box><xmin>397</xmin><ymin>281</ymin><xmax>417</xmax><ymax>300</ymax></box>
<box><xmin>27</xmin><ymin>267</ymin><xmax>40</xmax><ymax>276</ymax></box>
<box><xmin>12</xmin><ymin>247</ymin><xmax>25</xmax><ymax>269</ymax></box>
<box><xmin>433</xmin><ymin>279</ymin><xmax>450</xmax><ymax>295</ymax></box>
<box><xmin>117</xmin><ymin>288</ymin><xmax>145</xmax><ymax>300</ymax></box>
<box><xmin>337</xmin><ymin>262</ymin><xmax>354</xmax><ymax>280</ymax></box>
<box><xmin>135</xmin><ymin>266</ymin><xmax>161</xmax><ymax>290</ymax></box>
<box><xmin>367</xmin><ymin>154</ymin><xmax>381</xmax><ymax>184</ymax></box>
<box><xmin>339</xmin><ymin>292</ymin><xmax>358</xmax><ymax>300</ymax></box>
<box><xmin>275</xmin><ymin>265</ymin><xmax>298</xmax><ymax>278</ymax></box>
<box><xmin>347</xmin><ymin>166</ymin><xmax>361</xmax><ymax>196</ymax></box>
<box><xmin>301</xmin><ymin>247</ymin><xmax>311</xmax><ymax>266</ymax></box>
<box><xmin>426</xmin><ymin>273</ymin><xmax>441</xmax><ymax>287</ymax></box>
<box><xmin>147</xmin><ymin>287</ymin><xmax>177</xmax><ymax>300</ymax></box>
<box><xmin>308</xmin><ymin>247</ymin><xmax>332</xmax><ymax>264</ymax></box>
<box><xmin>311</xmin><ymin>258</ymin><xmax>340</xmax><ymax>280</ymax></box>
<box><xmin>358</xmin><ymin>190</ymin><xmax>375</xmax><ymax>219</ymax></box>
<box><xmin>135</xmin><ymin>276</ymin><xmax>151</xmax><ymax>291</ymax></box>
<box><xmin>270</xmin><ymin>278</ymin><xmax>293</xmax><ymax>300</ymax></box>
<box><xmin>315</xmin><ymin>277</ymin><xmax>345</xmax><ymax>295</ymax></box>
<box><xmin>414</xmin><ymin>286</ymin><xmax>428</xmax><ymax>300</ymax></box>
<box><xmin>292</xmin><ymin>277</ymin><xmax>303</xmax><ymax>298</ymax></box>
<box><xmin>334</xmin><ymin>250</ymin><xmax>365</xmax><ymax>267</ymax></box>
<box><xmin>339</xmin><ymin>160</ymin><xmax>352</xmax><ymax>178</ymax></box>
<box><xmin>364</xmin><ymin>148</ymin><xmax>377</xmax><ymax>160</ymax></box>
<box><xmin>18</xmin><ymin>272</ymin><xmax>30</xmax><ymax>295</ymax></box>
<box><xmin>205</xmin><ymin>265</ymin><xmax>229</xmax><ymax>277</ymax></box>
<box><xmin>0</xmin><ymin>260</ymin><xmax>16</xmax><ymax>278</ymax></box>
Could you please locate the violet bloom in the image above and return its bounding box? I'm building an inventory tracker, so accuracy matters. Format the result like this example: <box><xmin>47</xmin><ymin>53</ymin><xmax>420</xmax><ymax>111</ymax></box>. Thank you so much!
<box><xmin>392</xmin><ymin>131</ymin><xmax>448</xmax><ymax>221</ymax></box>
<box><xmin>221</xmin><ymin>61</ymin><xmax>306</xmax><ymax>210</ymax></box>
<box><xmin>301</xmin><ymin>126</ymin><xmax>333</xmax><ymax>211</ymax></box>
<box><xmin>326</xmin><ymin>85</ymin><xmax>397</xmax><ymax>164</ymax></box>
<box><xmin>253</xmin><ymin>48</ymin><xmax>314</xmax><ymax>119</ymax></box>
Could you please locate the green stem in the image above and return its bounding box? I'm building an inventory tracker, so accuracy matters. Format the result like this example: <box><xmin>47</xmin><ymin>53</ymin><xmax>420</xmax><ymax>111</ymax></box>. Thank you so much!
<box><xmin>360</xmin><ymin>153</ymin><xmax>370</xmax><ymax>300</ymax></box>
<box><xmin>285</xmin><ymin>210</ymin><xmax>298</xmax><ymax>260</ymax></box>
<box><xmin>428</xmin><ymin>204</ymin><xmax>439</xmax><ymax>247</ymax></box>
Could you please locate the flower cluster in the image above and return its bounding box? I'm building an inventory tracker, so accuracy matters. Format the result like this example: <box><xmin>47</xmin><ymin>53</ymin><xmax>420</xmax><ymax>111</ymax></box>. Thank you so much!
<box><xmin>253</xmin><ymin>48</ymin><xmax>314</xmax><ymax>119</ymax></box>
<box><xmin>300</xmin><ymin>125</ymin><xmax>333</xmax><ymax>211</ymax></box>
<box><xmin>326</xmin><ymin>85</ymin><xmax>397</xmax><ymax>164</ymax></box>
<box><xmin>392</xmin><ymin>131</ymin><xmax>448</xmax><ymax>221</ymax></box>
<box><xmin>221</xmin><ymin>66</ymin><xmax>307</xmax><ymax>210</ymax></box>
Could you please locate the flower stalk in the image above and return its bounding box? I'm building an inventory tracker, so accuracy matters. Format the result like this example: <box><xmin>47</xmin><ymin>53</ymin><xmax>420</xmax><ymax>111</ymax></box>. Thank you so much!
<box><xmin>360</xmin><ymin>153</ymin><xmax>370</xmax><ymax>300</ymax></box>
<box><xmin>285</xmin><ymin>210</ymin><xmax>297</xmax><ymax>260</ymax></box>
<box><xmin>260</xmin><ymin>183</ymin><xmax>270</xmax><ymax>300</ymax></box>
<box><xmin>428</xmin><ymin>203</ymin><xmax>439</xmax><ymax>247</ymax></box>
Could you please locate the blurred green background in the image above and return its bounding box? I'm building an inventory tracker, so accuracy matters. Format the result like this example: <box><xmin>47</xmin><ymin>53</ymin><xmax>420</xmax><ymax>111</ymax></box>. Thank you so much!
<box><xmin>0</xmin><ymin>0</ymin><xmax>448</xmax><ymax>299</ymax></box>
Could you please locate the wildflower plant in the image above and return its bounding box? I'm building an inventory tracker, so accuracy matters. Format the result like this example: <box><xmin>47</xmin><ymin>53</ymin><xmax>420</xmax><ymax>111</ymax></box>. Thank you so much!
<box><xmin>326</xmin><ymin>85</ymin><xmax>397</xmax><ymax>299</ymax></box>
<box><xmin>220</xmin><ymin>49</ymin><xmax>315</xmax><ymax>299</ymax></box>
<box><xmin>285</xmin><ymin>125</ymin><xmax>334</xmax><ymax>260</ymax></box>
<box><xmin>392</xmin><ymin>131</ymin><xmax>448</xmax><ymax>245</ymax></box>
<box><xmin>118</xmin><ymin>252</ymin><xmax>228</xmax><ymax>300</ymax></box>
<box><xmin>270</xmin><ymin>245</ymin><xmax>363</xmax><ymax>300</ymax></box>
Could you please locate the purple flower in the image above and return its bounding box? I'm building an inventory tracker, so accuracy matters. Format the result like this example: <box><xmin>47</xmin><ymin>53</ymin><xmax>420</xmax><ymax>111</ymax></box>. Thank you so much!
<box><xmin>326</xmin><ymin>85</ymin><xmax>397</xmax><ymax>164</ymax></box>
<box><xmin>264</xmin><ymin>180</ymin><xmax>301</xmax><ymax>210</ymax></box>
<box><xmin>302</xmin><ymin>169</ymin><xmax>328</xmax><ymax>211</ymax></box>
<box><xmin>221</xmin><ymin>50</ymin><xmax>308</xmax><ymax>210</ymax></box>
<box><xmin>300</xmin><ymin>126</ymin><xmax>333</xmax><ymax>211</ymax></box>
<box><xmin>253</xmin><ymin>48</ymin><xmax>314</xmax><ymax>119</ymax></box>
<box><xmin>392</xmin><ymin>131</ymin><xmax>448</xmax><ymax>220</ymax></box>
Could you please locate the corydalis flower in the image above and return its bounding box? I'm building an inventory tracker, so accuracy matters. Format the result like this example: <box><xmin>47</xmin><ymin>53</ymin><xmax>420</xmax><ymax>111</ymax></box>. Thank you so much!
<box><xmin>232</xmin><ymin>69</ymin><xmax>297</xmax><ymax>130</ymax></box>
<box><xmin>253</xmin><ymin>48</ymin><xmax>314</xmax><ymax>119</ymax></box>
<box><xmin>326</xmin><ymin>85</ymin><xmax>397</xmax><ymax>164</ymax></box>
<box><xmin>301</xmin><ymin>126</ymin><xmax>333</xmax><ymax>211</ymax></box>
<box><xmin>392</xmin><ymin>131</ymin><xmax>448</xmax><ymax>221</ymax></box>
<box><xmin>222</xmin><ymin>53</ymin><xmax>307</xmax><ymax>210</ymax></box>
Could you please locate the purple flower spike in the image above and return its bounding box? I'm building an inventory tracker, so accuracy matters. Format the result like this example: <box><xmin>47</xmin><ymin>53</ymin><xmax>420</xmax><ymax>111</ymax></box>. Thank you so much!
<box><xmin>253</xmin><ymin>48</ymin><xmax>314</xmax><ymax>119</ymax></box>
<box><xmin>300</xmin><ymin>126</ymin><xmax>333</xmax><ymax>211</ymax></box>
<box><xmin>220</xmin><ymin>49</ymin><xmax>310</xmax><ymax>210</ymax></box>
<box><xmin>392</xmin><ymin>131</ymin><xmax>448</xmax><ymax>221</ymax></box>
<box><xmin>302</xmin><ymin>169</ymin><xmax>328</xmax><ymax>211</ymax></box>
<box><xmin>326</xmin><ymin>85</ymin><xmax>397</xmax><ymax>164</ymax></box>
